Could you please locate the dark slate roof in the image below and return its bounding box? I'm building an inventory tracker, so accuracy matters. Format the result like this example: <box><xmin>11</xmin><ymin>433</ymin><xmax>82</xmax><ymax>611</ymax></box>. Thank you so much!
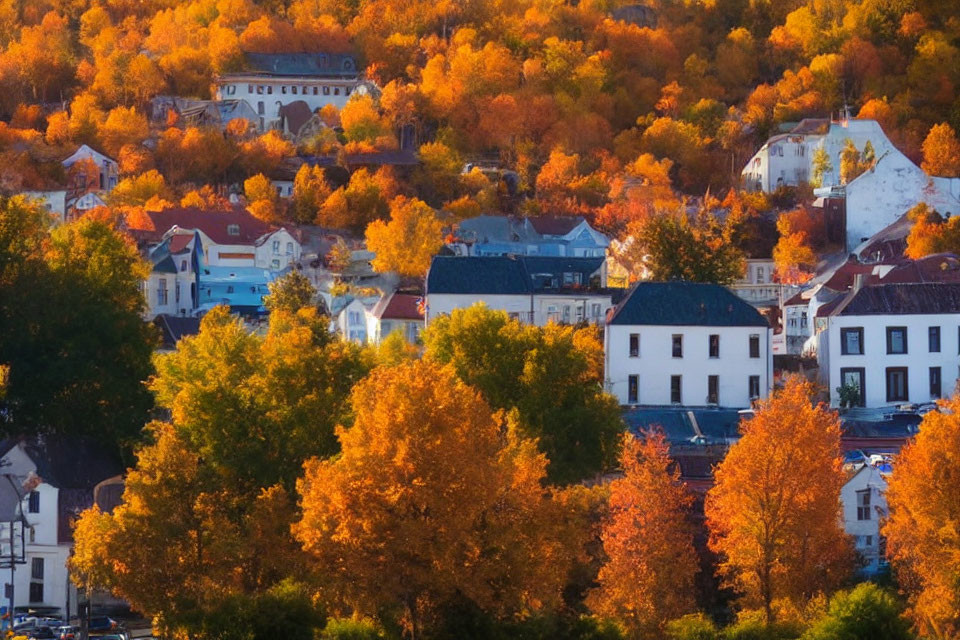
<box><xmin>528</xmin><ymin>216</ymin><xmax>584</xmax><ymax>236</ymax></box>
<box><xmin>609</xmin><ymin>282</ymin><xmax>769</xmax><ymax>327</ymax></box>
<box><xmin>0</xmin><ymin>437</ymin><xmax>124</xmax><ymax>490</ymax></box>
<box><xmin>152</xmin><ymin>254</ymin><xmax>177</xmax><ymax>274</ymax></box>
<box><xmin>154</xmin><ymin>315</ymin><xmax>202</xmax><ymax>349</ymax></box>
<box><xmin>426</xmin><ymin>256</ymin><xmax>606</xmax><ymax>295</ymax></box>
<box><xmin>839</xmin><ymin>283</ymin><xmax>960</xmax><ymax>315</ymax></box>
<box><xmin>427</xmin><ymin>256</ymin><xmax>530</xmax><ymax>295</ymax></box>
<box><xmin>622</xmin><ymin>407</ymin><xmax>743</xmax><ymax>445</ymax></box>
<box><xmin>240</xmin><ymin>53</ymin><xmax>359</xmax><ymax>78</ymax></box>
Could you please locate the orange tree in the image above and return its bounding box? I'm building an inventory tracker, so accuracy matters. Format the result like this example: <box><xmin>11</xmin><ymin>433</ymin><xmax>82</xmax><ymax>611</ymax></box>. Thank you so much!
<box><xmin>365</xmin><ymin>195</ymin><xmax>444</xmax><ymax>278</ymax></box>
<box><xmin>588</xmin><ymin>430</ymin><xmax>698</xmax><ymax>639</ymax></box>
<box><xmin>705</xmin><ymin>377</ymin><xmax>853</xmax><ymax>624</ymax></box>
<box><xmin>884</xmin><ymin>395</ymin><xmax>960</xmax><ymax>638</ymax></box>
<box><xmin>295</xmin><ymin>360</ymin><xmax>581</xmax><ymax>637</ymax></box>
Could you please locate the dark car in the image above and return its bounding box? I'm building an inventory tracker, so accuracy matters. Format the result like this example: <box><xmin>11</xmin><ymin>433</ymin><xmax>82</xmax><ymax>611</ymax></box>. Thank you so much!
<box><xmin>88</xmin><ymin>617</ymin><xmax>119</xmax><ymax>633</ymax></box>
<box><xmin>28</xmin><ymin>627</ymin><xmax>57</xmax><ymax>640</ymax></box>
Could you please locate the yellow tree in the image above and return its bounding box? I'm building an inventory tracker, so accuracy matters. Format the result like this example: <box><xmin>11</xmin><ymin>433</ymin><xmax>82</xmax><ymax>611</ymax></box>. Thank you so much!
<box><xmin>921</xmin><ymin>123</ymin><xmax>960</xmax><ymax>178</ymax></box>
<box><xmin>295</xmin><ymin>360</ymin><xmax>577</xmax><ymax>636</ymax></box>
<box><xmin>705</xmin><ymin>378</ymin><xmax>852</xmax><ymax>624</ymax></box>
<box><xmin>884</xmin><ymin>395</ymin><xmax>960</xmax><ymax>638</ymax></box>
<box><xmin>588</xmin><ymin>430</ymin><xmax>697</xmax><ymax>639</ymax></box>
<box><xmin>245</xmin><ymin>173</ymin><xmax>280</xmax><ymax>223</ymax></box>
<box><xmin>365</xmin><ymin>196</ymin><xmax>443</xmax><ymax>277</ymax></box>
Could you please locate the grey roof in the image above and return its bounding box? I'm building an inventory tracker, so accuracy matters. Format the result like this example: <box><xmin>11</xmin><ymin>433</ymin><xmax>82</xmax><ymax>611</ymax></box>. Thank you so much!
<box><xmin>0</xmin><ymin>437</ymin><xmax>124</xmax><ymax>491</ymax></box>
<box><xmin>454</xmin><ymin>215</ymin><xmax>523</xmax><ymax>243</ymax></box>
<box><xmin>609</xmin><ymin>282</ymin><xmax>769</xmax><ymax>327</ymax></box>
<box><xmin>237</xmin><ymin>53</ymin><xmax>360</xmax><ymax>78</ymax></box>
<box><xmin>839</xmin><ymin>283</ymin><xmax>960</xmax><ymax>315</ymax></box>
<box><xmin>426</xmin><ymin>256</ymin><xmax>606</xmax><ymax>295</ymax></box>
<box><xmin>152</xmin><ymin>254</ymin><xmax>177</xmax><ymax>274</ymax></box>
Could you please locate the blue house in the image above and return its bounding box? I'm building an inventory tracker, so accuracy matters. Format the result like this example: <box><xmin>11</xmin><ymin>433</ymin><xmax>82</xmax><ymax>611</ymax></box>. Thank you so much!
<box><xmin>195</xmin><ymin>266</ymin><xmax>277</xmax><ymax>316</ymax></box>
<box><xmin>451</xmin><ymin>216</ymin><xmax>609</xmax><ymax>258</ymax></box>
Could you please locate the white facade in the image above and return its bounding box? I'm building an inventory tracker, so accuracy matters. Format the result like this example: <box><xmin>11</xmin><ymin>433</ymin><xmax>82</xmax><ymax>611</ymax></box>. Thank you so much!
<box><xmin>61</xmin><ymin>145</ymin><xmax>118</xmax><ymax>193</ymax></box>
<box><xmin>730</xmin><ymin>259</ymin><xmax>788</xmax><ymax>307</ymax></box>
<box><xmin>0</xmin><ymin>446</ymin><xmax>76</xmax><ymax>620</ymax></box>
<box><xmin>335</xmin><ymin>298</ymin><xmax>377</xmax><ymax>343</ymax></box>
<box><xmin>252</xmin><ymin>229</ymin><xmax>302</xmax><ymax>270</ymax></box>
<box><xmin>841</xmin><ymin>464</ymin><xmax>889</xmax><ymax>574</ymax></box>
<box><xmin>22</xmin><ymin>191</ymin><xmax>66</xmax><ymax>224</ymax></box>
<box><xmin>742</xmin><ymin>133</ymin><xmax>819</xmax><ymax>192</ymax></box>
<box><xmin>214</xmin><ymin>77</ymin><xmax>360</xmax><ymax>132</ymax></box>
<box><xmin>144</xmin><ymin>270</ymin><xmax>194</xmax><ymax>320</ymax></box>
<box><xmin>605</xmin><ymin>324</ymin><xmax>773</xmax><ymax>408</ymax></box>
<box><xmin>426</xmin><ymin>292</ymin><xmax>614</xmax><ymax>327</ymax></box>
<box><xmin>822</xmin><ymin>312</ymin><xmax>960</xmax><ymax>408</ymax></box>
<box><xmin>843</xmin><ymin>152</ymin><xmax>960</xmax><ymax>251</ymax></box>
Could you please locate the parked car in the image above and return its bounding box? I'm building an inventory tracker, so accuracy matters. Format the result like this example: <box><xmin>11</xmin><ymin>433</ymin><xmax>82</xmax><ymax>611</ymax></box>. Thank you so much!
<box><xmin>57</xmin><ymin>625</ymin><xmax>79</xmax><ymax>640</ymax></box>
<box><xmin>27</xmin><ymin>627</ymin><xmax>56</xmax><ymax>640</ymax></box>
<box><xmin>88</xmin><ymin>617</ymin><xmax>119</xmax><ymax>633</ymax></box>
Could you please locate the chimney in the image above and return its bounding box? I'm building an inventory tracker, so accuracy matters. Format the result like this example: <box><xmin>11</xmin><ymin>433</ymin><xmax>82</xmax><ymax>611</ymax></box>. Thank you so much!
<box><xmin>853</xmin><ymin>273</ymin><xmax>865</xmax><ymax>293</ymax></box>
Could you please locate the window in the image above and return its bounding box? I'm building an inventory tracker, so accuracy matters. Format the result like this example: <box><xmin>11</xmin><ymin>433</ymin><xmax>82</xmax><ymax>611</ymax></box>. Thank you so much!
<box><xmin>29</xmin><ymin>582</ymin><xmax>42</xmax><ymax>604</ymax></box>
<box><xmin>801</xmin><ymin>311</ymin><xmax>808</xmax><ymax>328</ymax></box>
<box><xmin>856</xmin><ymin>489</ymin><xmax>871</xmax><ymax>520</ymax></box>
<box><xmin>227</xmin><ymin>224</ymin><xmax>240</xmax><ymax>236</ymax></box>
<box><xmin>257</xmin><ymin>85</ymin><xmax>264</xmax><ymax>94</ymax></box>
<box><xmin>334</xmin><ymin>87</ymin><xmax>340</xmax><ymax>95</ymax></box>
<box><xmin>31</xmin><ymin>557</ymin><xmax>43</xmax><ymax>580</ymax></box>
<box><xmin>226</xmin><ymin>85</ymin><xmax>236</xmax><ymax>95</ymax></box>
<box><xmin>886</xmin><ymin>326</ymin><xmax>907</xmax><ymax>354</ymax></box>
<box><xmin>749</xmin><ymin>334</ymin><xmax>760</xmax><ymax>358</ymax></box>
<box><xmin>591</xmin><ymin>303</ymin><xmax>601</xmax><ymax>318</ymax></box>
<box><xmin>27</xmin><ymin>491</ymin><xmax>39</xmax><ymax>513</ymax></box>
<box><xmin>756</xmin><ymin>266</ymin><xmax>764</xmax><ymax>283</ymax></box>
<box><xmin>628</xmin><ymin>375</ymin><xmax>638</xmax><ymax>404</ymax></box>
<box><xmin>839</xmin><ymin>368</ymin><xmax>866</xmax><ymax>407</ymax></box>
<box><xmin>749</xmin><ymin>375</ymin><xmax>761</xmax><ymax>400</ymax></box>
<box><xmin>929</xmin><ymin>326</ymin><xmax>941</xmax><ymax>352</ymax></box>
<box><xmin>302</xmin><ymin>86</ymin><xmax>308</xmax><ymax>94</ymax></box>
<box><xmin>157</xmin><ymin>278</ymin><xmax>168</xmax><ymax>306</ymax></box>
<box><xmin>672</xmin><ymin>334</ymin><xmax>683</xmax><ymax>358</ymax></box>
<box><xmin>312</xmin><ymin>86</ymin><xmax>318</xmax><ymax>95</ymax></box>
<box><xmin>226</xmin><ymin>286</ymin><xmax>234</xmax><ymax>294</ymax></box>
<box><xmin>267</xmin><ymin>85</ymin><xmax>273</xmax><ymax>94</ymax></box>
<box><xmin>272</xmin><ymin>240</ymin><xmax>281</xmax><ymax>255</ymax></box>
<box><xmin>180</xmin><ymin>259</ymin><xmax>187</xmax><ymax>272</ymax></box>
<box><xmin>709</xmin><ymin>334</ymin><xmax>719</xmax><ymax>358</ymax></box>
<box><xmin>281</xmin><ymin>85</ymin><xmax>287</xmax><ymax>94</ymax></box>
<box><xmin>248</xmin><ymin>84</ymin><xmax>253</xmax><ymax>93</ymax></box>
<box><xmin>670</xmin><ymin>375</ymin><xmax>682</xmax><ymax>404</ymax></box>
<box><xmin>708</xmin><ymin>375</ymin><xmax>719</xmax><ymax>405</ymax></box>
<box><xmin>271</xmin><ymin>259</ymin><xmax>280</xmax><ymax>269</ymax></box>
<box><xmin>291</xmin><ymin>86</ymin><xmax>297</xmax><ymax>95</ymax></box>
<box><xmin>886</xmin><ymin>367</ymin><xmax>909</xmax><ymax>402</ymax></box>
<box><xmin>840</xmin><ymin>327</ymin><xmax>864</xmax><ymax>355</ymax></box>
<box><xmin>175</xmin><ymin>282</ymin><xmax>180</xmax><ymax>304</ymax></box>
<box><xmin>323</xmin><ymin>86</ymin><xmax>330</xmax><ymax>95</ymax></box>
<box><xmin>286</xmin><ymin>242</ymin><xmax>293</xmax><ymax>255</ymax></box>
<box><xmin>629</xmin><ymin>334</ymin><xmax>639</xmax><ymax>358</ymax></box>
<box><xmin>930</xmin><ymin>366</ymin><xmax>942</xmax><ymax>399</ymax></box>
<box><xmin>348</xmin><ymin>311</ymin><xmax>361</xmax><ymax>325</ymax></box>
<box><xmin>345</xmin><ymin>87</ymin><xmax>352</xmax><ymax>96</ymax></box>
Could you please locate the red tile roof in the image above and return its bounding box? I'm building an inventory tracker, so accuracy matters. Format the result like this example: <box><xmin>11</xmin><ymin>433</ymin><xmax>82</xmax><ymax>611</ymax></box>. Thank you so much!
<box><xmin>145</xmin><ymin>206</ymin><xmax>277</xmax><ymax>245</ymax></box>
<box><xmin>372</xmin><ymin>292</ymin><xmax>423</xmax><ymax>320</ymax></box>
<box><xmin>528</xmin><ymin>216</ymin><xmax>584</xmax><ymax>236</ymax></box>
<box><xmin>168</xmin><ymin>234</ymin><xmax>193</xmax><ymax>253</ymax></box>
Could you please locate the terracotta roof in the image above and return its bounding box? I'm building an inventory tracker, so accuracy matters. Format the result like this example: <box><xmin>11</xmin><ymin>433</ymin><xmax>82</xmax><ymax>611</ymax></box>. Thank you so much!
<box><xmin>279</xmin><ymin>101</ymin><xmax>314</xmax><ymax>137</ymax></box>
<box><xmin>168</xmin><ymin>234</ymin><xmax>193</xmax><ymax>253</ymax></box>
<box><xmin>821</xmin><ymin>260</ymin><xmax>883</xmax><ymax>292</ymax></box>
<box><xmin>528</xmin><ymin>216</ymin><xmax>584</xmax><ymax>236</ymax></box>
<box><xmin>372</xmin><ymin>292</ymin><xmax>423</xmax><ymax>320</ymax></box>
<box><xmin>878</xmin><ymin>253</ymin><xmax>960</xmax><ymax>284</ymax></box>
<box><xmin>783</xmin><ymin>291</ymin><xmax>806</xmax><ymax>306</ymax></box>
<box><xmin>146</xmin><ymin>206</ymin><xmax>277</xmax><ymax>245</ymax></box>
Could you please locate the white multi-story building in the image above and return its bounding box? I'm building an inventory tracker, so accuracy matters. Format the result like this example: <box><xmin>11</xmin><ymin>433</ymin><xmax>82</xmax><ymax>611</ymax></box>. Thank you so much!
<box><xmin>214</xmin><ymin>53</ymin><xmax>366</xmax><ymax>132</ymax></box>
<box><xmin>817</xmin><ymin>282</ymin><xmax>960</xmax><ymax>408</ymax></box>
<box><xmin>425</xmin><ymin>256</ymin><xmax>615</xmax><ymax>326</ymax></box>
<box><xmin>0</xmin><ymin>439</ymin><xmax>123</xmax><ymax>620</ymax></box>
<box><xmin>842</xmin><ymin>461</ymin><xmax>890</xmax><ymax>575</ymax></box>
<box><xmin>605</xmin><ymin>282</ymin><xmax>772</xmax><ymax>408</ymax></box>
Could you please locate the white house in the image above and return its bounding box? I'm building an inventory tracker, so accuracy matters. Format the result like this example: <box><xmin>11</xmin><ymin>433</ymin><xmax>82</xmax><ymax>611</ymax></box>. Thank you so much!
<box><xmin>605</xmin><ymin>282</ymin><xmax>773</xmax><ymax>408</ymax></box>
<box><xmin>21</xmin><ymin>191</ymin><xmax>67</xmax><ymax>224</ymax></box>
<box><xmin>842</xmin><ymin>461</ymin><xmax>891</xmax><ymax>574</ymax></box>
<box><xmin>817</xmin><ymin>282</ymin><xmax>960</xmax><ymax>408</ymax></box>
<box><xmin>61</xmin><ymin>145</ymin><xmax>118</xmax><ymax>193</ymax></box>
<box><xmin>425</xmin><ymin>256</ymin><xmax>614</xmax><ymax>326</ymax></box>
<box><xmin>335</xmin><ymin>297</ymin><xmax>378</xmax><ymax>343</ymax></box>
<box><xmin>0</xmin><ymin>438</ymin><xmax>123</xmax><ymax>620</ymax></box>
<box><xmin>741</xmin><ymin>118</ymin><xmax>829</xmax><ymax>192</ymax></box>
<box><xmin>369</xmin><ymin>292</ymin><xmax>423</xmax><ymax>345</ymax></box>
<box><xmin>450</xmin><ymin>215</ymin><xmax>610</xmax><ymax>258</ymax></box>
<box><xmin>146</xmin><ymin>207</ymin><xmax>302</xmax><ymax>271</ymax></box>
<box><xmin>214</xmin><ymin>53</ymin><xmax>368</xmax><ymax>132</ymax></box>
<box><xmin>729</xmin><ymin>258</ymin><xmax>792</xmax><ymax>308</ymax></box>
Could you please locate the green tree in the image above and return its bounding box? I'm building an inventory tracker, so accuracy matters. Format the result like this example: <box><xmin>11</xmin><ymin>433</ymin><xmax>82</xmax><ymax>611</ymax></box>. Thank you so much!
<box><xmin>801</xmin><ymin>584</ymin><xmax>913</xmax><ymax>640</ymax></box>
<box><xmin>626</xmin><ymin>211</ymin><xmax>745</xmax><ymax>284</ymax></box>
<box><xmin>264</xmin><ymin>270</ymin><xmax>318</xmax><ymax>314</ymax></box>
<box><xmin>151</xmin><ymin>306</ymin><xmax>371</xmax><ymax>492</ymax></box>
<box><xmin>0</xmin><ymin>200</ymin><xmax>155</xmax><ymax>450</ymax></box>
<box><xmin>810</xmin><ymin>147</ymin><xmax>833</xmax><ymax>188</ymax></box>
<box><xmin>422</xmin><ymin>304</ymin><xmax>622</xmax><ymax>484</ymax></box>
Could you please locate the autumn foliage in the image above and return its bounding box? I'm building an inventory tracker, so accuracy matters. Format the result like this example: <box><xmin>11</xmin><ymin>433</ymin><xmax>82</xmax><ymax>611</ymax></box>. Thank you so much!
<box><xmin>589</xmin><ymin>431</ymin><xmax>698</xmax><ymax>639</ymax></box>
<box><xmin>295</xmin><ymin>360</ymin><xmax>578</xmax><ymax>635</ymax></box>
<box><xmin>706</xmin><ymin>377</ymin><xmax>852</xmax><ymax>623</ymax></box>
<box><xmin>884</xmin><ymin>395</ymin><xmax>960</xmax><ymax>637</ymax></box>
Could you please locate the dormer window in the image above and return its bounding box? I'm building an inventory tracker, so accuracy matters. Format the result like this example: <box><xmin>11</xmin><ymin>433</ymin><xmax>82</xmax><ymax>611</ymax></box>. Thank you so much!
<box><xmin>227</xmin><ymin>224</ymin><xmax>240</xmax><ymax>236</ymax></box>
